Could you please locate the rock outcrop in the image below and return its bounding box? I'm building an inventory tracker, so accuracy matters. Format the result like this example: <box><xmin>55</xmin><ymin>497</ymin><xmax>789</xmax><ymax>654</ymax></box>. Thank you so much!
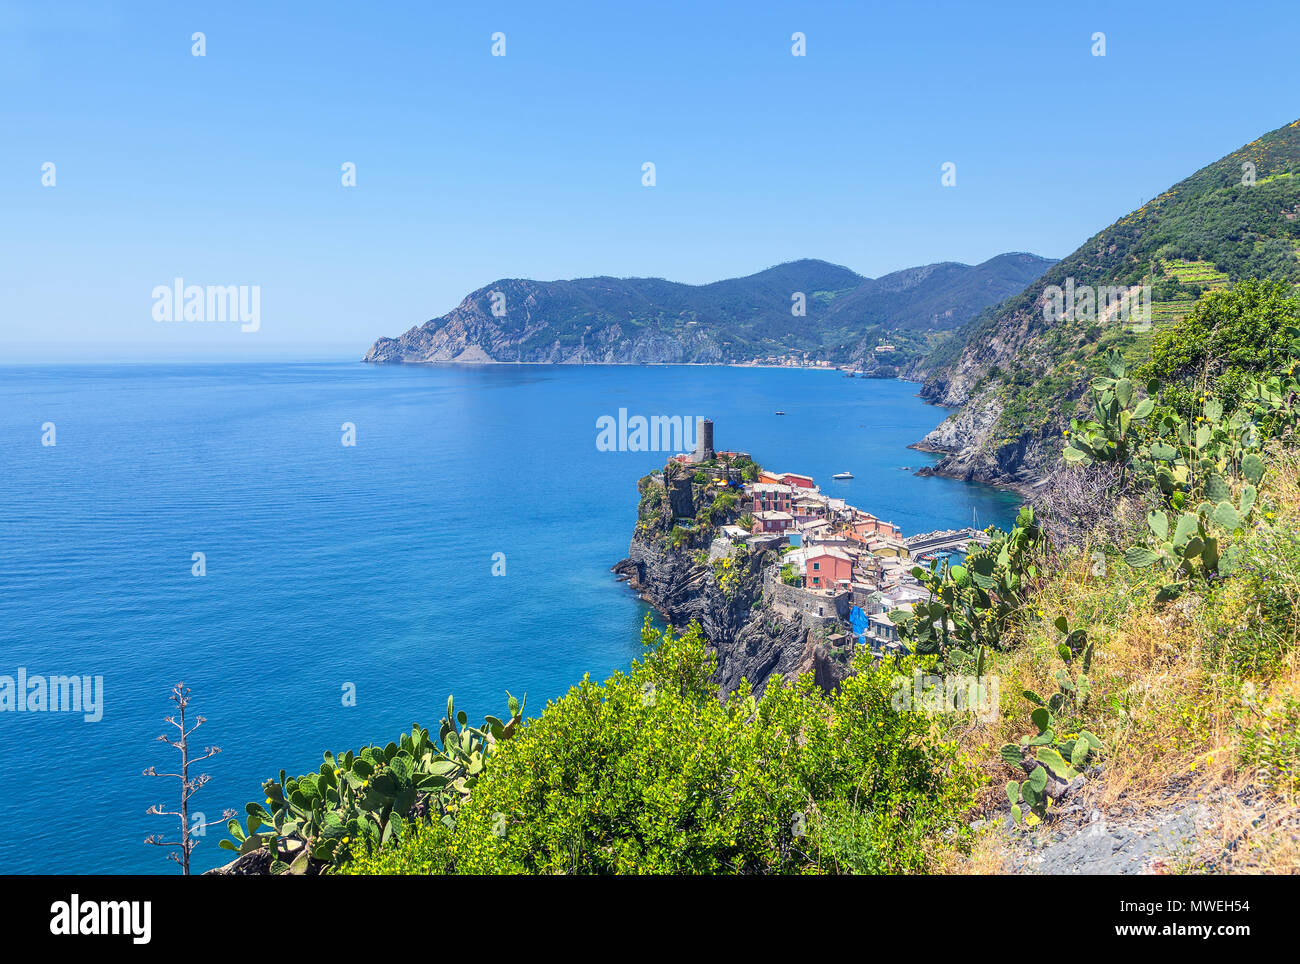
<box><xmin>363</xmin><ymin>255</ymin><xmax>1054</xmax><ymax>368</ymax></box>
<box><xmin>614</xmin><ymin>538</ymin><xmax>849</xmax><ymax>699</ymax></box>
<box><xmin>910</xmin><ymin>116</ymin><xmax>1300</xmax><ymax>489</ymax></box>
<box><xmin>614</xmin><ymin>466</ymin><xmax>853</xmax><ymax>700</ymax></box>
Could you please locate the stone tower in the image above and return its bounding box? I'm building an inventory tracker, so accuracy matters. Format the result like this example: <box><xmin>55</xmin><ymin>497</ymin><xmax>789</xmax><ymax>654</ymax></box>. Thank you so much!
<box><xmin>692</xmin><ymin>418</ymin><xmax>715</xmax><ymax>462</ymax></box>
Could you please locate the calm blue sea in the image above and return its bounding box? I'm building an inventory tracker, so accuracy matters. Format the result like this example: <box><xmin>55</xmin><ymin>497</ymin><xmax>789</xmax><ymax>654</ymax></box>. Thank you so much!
<box><xmin>0</xmin><ymin>362</ymin><xmax>1019</xmax><ymax>874</ymax></box>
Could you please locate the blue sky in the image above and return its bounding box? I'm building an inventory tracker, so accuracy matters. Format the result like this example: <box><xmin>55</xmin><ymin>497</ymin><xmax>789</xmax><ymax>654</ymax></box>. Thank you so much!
<box><xmin>3</xmin><ymin>0</ymin><xmax>1298</xmax><ymax>361</ymax></box>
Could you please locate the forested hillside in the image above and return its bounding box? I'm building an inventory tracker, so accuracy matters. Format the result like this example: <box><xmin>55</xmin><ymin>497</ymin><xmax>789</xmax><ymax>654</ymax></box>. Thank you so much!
<box><xmin>363</xmin><ymin>254</ymin><xmax>1053</xmax><ymax>369</ymax></box>
<box><xmin>916</xmin><ymin>118</ymin><xmax>1300</xmax><ymax>488</ymax></box>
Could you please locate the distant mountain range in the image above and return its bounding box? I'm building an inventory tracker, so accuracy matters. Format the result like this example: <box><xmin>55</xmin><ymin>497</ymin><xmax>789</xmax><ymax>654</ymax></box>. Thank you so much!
<box><xmin>915</xmin><ymin>117</ymin><xmax>1300</xmax><ymax>488</ymax></box>
<box><xmin>363</xmin><ymin>253</ymin><xmax>1056</xmax><ymax>370</ymax></box>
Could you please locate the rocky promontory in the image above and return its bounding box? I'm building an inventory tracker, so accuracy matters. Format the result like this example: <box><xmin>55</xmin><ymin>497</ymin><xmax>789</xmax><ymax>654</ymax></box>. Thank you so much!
<box><xmin>362</xmin><ymin>255</ymin><xmax>1054</xmax><ymax>367</ymax></box>
<box><xmin>613</xmin><ymin>457</ymin><xmax>852</xmax><ymax>700</ymax></box>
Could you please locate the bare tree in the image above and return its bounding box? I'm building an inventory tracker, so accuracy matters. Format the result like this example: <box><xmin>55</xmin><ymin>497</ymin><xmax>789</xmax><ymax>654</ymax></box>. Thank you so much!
<box><xmin>143</xmin><ymin>682</ymin><xmax>235</xmax><ymax>874</ymax></box>
<box><xmin>1032</xmin><ymin>460</ymin><xmax>1148</xmax><ymax>549</ymax></box>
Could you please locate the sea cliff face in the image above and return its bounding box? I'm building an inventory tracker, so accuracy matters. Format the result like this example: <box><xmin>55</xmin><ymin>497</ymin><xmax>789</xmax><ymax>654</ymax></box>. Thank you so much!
<box><xmin>910</xmin><ymin>117</ymin><xmax>1300</xmax><ymax>489</ymax></box>
<box><xmin>613</xmin><ymin>466</ymin><xmax>851</xmax><ymax>699</ymax></box>
<box><xmin>614</xmin><ymin>539</ymin><xmax>847</xmax><ymax>698</ymax></box>
<box><xmin>363</xmin><ymin>255</ymin><xmax>1055</xmax><ymax>368</ymax></box>
<box><xmin>364</xmin><ymin>278</ymin><xmax>730</xmax><ymax>364</ymax></box>
<box><xmin>910</xmin><ymin>285</ymin><xmax>1070</xmax><ymax>488</ymax></box>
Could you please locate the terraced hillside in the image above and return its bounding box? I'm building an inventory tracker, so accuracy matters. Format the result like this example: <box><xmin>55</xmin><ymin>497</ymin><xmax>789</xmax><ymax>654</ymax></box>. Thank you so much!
<box><xmin>916</xmin><ymin>118</ymin><xmax>1300</xmax><ymax>488</ymax></box>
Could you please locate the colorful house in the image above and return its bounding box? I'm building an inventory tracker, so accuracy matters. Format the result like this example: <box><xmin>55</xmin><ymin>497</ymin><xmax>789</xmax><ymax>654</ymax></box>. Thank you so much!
<box><xmin>759</xmin><ymin>471</ymin><xmax>816</xmax><ymax>490</ymax></box>
<box><xmin>798</xmin><ymin>518</ymin><xmax>831</xmax><ymax>537</ymax></box>
<box><xmin>867</xmin><ymin>611</ymin><xmax>899</xmax><ymax>646</ymax></box>
<box><xmin>792</xmin><ymin>494</ymin><xmax>829</xmax><ymax>521</ymax></box>
<box><xmin>805</xmin><ymin>547</ymin><xmax>853</xmax><ymax>590</ymax></box>
<box><xmin>853</xmin><ymin>515</ymin><xmax>902</xmax><ymax>539</ymax></box>
<box><xmin>776</xmin><ymin>472</ymin><xmax>816</xmax><ymax>489</ymax></box>
<box><xmin>751</xmin><ymin>483</ymin><xmax>794</xmax><ymax>515</ymax></box>
<box><xmin>753</xmin><ymin>510</ymin><xmax>794</xmax><ymax>534</ymax></box>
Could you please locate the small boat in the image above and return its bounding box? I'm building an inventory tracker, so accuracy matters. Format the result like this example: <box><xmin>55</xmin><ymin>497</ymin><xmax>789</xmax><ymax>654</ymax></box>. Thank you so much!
<box><xmin>832</xmin><ymin>471</ymin><xmax>853</xmax><ymax>480</ymax></box>
<box><xmin>774</xmin><ymin>411</ymin><xmax>786</xmax><ymax>415</ymax></box>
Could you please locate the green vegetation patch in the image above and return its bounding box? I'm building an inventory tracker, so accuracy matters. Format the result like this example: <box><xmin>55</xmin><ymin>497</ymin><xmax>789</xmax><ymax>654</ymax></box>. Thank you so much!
<box><xmin>343</xmin><ymin>620</ymin><xmax>979</xmax><ymax>875</ymax></box>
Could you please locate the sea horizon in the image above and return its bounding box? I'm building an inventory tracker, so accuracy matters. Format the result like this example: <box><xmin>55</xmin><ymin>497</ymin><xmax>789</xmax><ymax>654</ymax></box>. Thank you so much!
<box><xmin>0</xmin><ymin>361</ymin><xmax>1019</xmax><ymax>874</ymax></box>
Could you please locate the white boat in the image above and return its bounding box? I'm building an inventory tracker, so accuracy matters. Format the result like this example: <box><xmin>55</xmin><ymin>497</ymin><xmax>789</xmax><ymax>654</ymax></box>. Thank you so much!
<box><xmin>832</xmin><ymin>471</ymin><xmax>853</xmax><ymax>480</ymax></box>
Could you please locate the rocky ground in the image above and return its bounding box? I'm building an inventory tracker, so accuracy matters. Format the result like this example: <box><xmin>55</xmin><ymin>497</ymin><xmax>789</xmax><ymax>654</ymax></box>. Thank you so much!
<box><xmin>983</xmin><ymin>773</ymin><xmax>1289</xmax><ymax>874</ymax></box>
<box><xmin>998</xmin><ymin>800</ymin><xmax>1203</xmax><ymax>875</ymax></box>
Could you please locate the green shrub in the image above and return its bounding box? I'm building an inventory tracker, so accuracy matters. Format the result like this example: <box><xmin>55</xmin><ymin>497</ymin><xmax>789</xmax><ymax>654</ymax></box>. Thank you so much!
<box><xmin>1144</xmin><ymin>279</ymin><xmax>1300</xmax><ymax>417</ymax></box>
<box><xmin>344</xmin><ymin>619</ymin><xmax>977</xmax><ymax>875</ymax></box>
<box><xmin>811</xmin><ymin>794</ymin><xmax>956</xmax><ymax>875</ymax></box>
<box><xmin>732</xmin><ymin>455</ymin><xmax>759</xmax><ymax>482</ymax></box>
<box><xmin>338</xmin><ymin>820</ymin><xmax>454</xmax><ymax>875</ymax></box>
<box><xmin>223</xmin><ymin>695</ymin><xmax>523</xmax><ymax>873</ymax></box>
<box><xmin>637</xmin><ymin>484</ymin><xmax>664</xmax><ymax>520</ymax></box>
<box><xmin>1214</xmin><ymin>512</ymin><xmax>1300</xmax><ymax>677</ymax></box>
<box><xmin>1239</xmin><ymin>692</ymin><xmax>1300</xmax><ymax>793</ymax></box>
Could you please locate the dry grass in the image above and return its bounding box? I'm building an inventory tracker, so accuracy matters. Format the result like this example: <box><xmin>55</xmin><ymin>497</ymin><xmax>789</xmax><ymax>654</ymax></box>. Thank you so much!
<box><xmin>1205</xmin><ymin>776</ymin><xmax>1300</xmax><ymax>873</ymax></box>
<box><xmin>951</xmin><ymin>449</ymin><xmax>1300</xmax><ymax>873</ymax></box>
<box><xmin>940</xmin><ymin>824</ymin><xmax>1011</xmax><ymax>874</ymax></box>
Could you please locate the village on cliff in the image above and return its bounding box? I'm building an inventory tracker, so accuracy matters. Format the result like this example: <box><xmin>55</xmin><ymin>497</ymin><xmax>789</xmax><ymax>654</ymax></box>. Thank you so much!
<box><xmin>658</xmin><ymin>420</ymin><xmax>989</xmax><ymax>652</ymax></box>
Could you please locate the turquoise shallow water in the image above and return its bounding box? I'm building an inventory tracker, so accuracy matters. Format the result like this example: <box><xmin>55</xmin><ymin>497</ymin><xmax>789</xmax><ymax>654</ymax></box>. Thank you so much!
<box><xmin>0</xmin><ymin>362</ymin><xmax>1019</xmax><ymax>873</ymax></box>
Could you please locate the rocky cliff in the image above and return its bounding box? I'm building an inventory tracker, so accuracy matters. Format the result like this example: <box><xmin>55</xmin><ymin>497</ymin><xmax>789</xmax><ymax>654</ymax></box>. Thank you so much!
<box><xmin>613</xmin><ymin>462</ymin><xmax>851</xmax><ymax>698</ymax></box>
<box><xmin>363</xmin><ymin>255</ymin><xmax>1054</xmax><ymax>368</ymax></box>
<box><xmin>614</xmin><ymin>539</ymin><xmax>847</xmax><ymax>699</ymax></box>
<box><xmin>913</xmin><ymin>117</ymin><xmax>1300</xmax><ymax>488</ymax></box>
